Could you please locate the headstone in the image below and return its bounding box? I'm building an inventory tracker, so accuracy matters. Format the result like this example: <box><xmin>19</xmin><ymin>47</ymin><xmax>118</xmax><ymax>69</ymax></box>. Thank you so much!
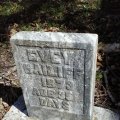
<box><xmin>10</xmin><ymin>32</ymin><xmax>98</xmax><ymax>120</ymax></box>
<box><xmin>3</xmin><ymin>95</ymin><xmax>120</xmax><ymax>120</ymax></box>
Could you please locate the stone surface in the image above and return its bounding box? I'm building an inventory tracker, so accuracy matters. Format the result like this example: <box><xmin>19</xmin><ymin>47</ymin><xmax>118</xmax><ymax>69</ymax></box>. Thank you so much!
<box><xmin>3</xmin><ymin>96</ymin><xmax>120</xmax><ymax>120</ymax></box>
<box><xmin>3</xmin><ymin>96</ymin><xmax>39</xmax><ymax>120</ymax></box>
<box><xmin>3</xmin><ymin>106</ymin><xmax>28</xmax><ymax>120</ymax></box>
<box><xmin>10</xmin><ymin>32</ymin><xmax>98</xmax><ymax>120</ymax></box>
<box><xmin>93</xmin><ymin>107</ymin><xmax>120</xmax><ymax>120</ymax></box>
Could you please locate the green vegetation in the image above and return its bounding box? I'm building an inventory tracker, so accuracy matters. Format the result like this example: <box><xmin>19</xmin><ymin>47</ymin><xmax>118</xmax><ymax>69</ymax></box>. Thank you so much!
<box><xmin>0</xmin><ymin>0</ymin><xmax>101</xmax><ymax>32</ymax></box>
<box><xmin>0</xmin><ymin>1</ymin><xmax>24</xmax><ymax>16</ymax></box>
<box><xmin>96</xmin><ymin>71</ymin><xmax>103</xmax><ymax>81</ymax></box>
<box><xmin>1</xmin><ymin>0</ymin><xmax>118</xmax><ymax>43</ymax></box>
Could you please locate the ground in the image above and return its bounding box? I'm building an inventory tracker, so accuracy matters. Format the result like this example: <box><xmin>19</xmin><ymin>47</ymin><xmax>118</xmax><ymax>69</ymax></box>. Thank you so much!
<box><xmin>0</xmin><ymin>0</ymin><xmax>120</xmax><ymax>119</ymax></box>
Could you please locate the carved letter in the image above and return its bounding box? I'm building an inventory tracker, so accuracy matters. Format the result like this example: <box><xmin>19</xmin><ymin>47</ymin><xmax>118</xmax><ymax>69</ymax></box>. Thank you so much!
<box><xmin>23</xmin><ymin>63</ymin><xmax>32</xmax><ymax>74</ymax></box>
<box><xmin>65</xmin><ymin>91</ymin><xmax>73</xmax><ymax>101</ymax></box>
<box><xmin>32</xmin><ymin>88</ymin><xmax>40</xmax><ymax>96</ymax></box>
<box><xmin>52</xmin><ymin>99</ymin><xmax>59</xmax><ymax>109</ymax></box>
<box><xmin>62</xmin><ymin>101</ymin><xmax>69</xmax><ymax>110</ymax></box>
<box><xmin>41</xmin><ymin>64</ymin><xmax>47</xmax><ymax>76</ymax></box>
<box><xmin>37</xmin><ymin>49</ymin><xmax>50</xmax><ymax>63</ymax></box>
<box><xmin>47</xmin><ymin>65</ymin><xmax>58</xmax><ymax>77</ymax></box>
<box><xmin>55</xmin><ymin>79</ymin><xmax>64</xmax><ymax>89</ymax></box>
<box><xmin>63</xmin><ymin>67</ymin><xmax>73</xmax><ymax>79</ymax></box>
<box><xmin>47</xmin><ymin>89</ymin><xmax>56</xmax><ymax>98</ymax></box>
<box><xmin>39</xmin><ymin>89</ymin><xmax>47</xmax><ymax>97</ymax></box>
<box><xmin>57</xmin><ymin>66</ymin><xmax>63</xmax><ymax>78</ymax></box>
<box><xmin>47</xmin><ymin>98</ymin><xmax>57</xmax><ymax>108</ymax></box>
<box><xmin>33</xmin><ymin>64</ymin><xmax>43</xmax><ymax>75</ymax></box>
<box><xmin>39</xmin><ymin>97</ymin><xmax>47</xmax><ymax>106</ymax></box>
<box><xmin>46</xmin><ymin>78</ymin><xmax>56</xmax><ymax>88</ymax></box>
<box><xmin>50</xmin><ymin>50</ymin><xmax>61</xmax><ymax>64</ymax></box>
<box><xmin>66</xmin><ymin>81</ymin><xmax>73</xmax><ymax>90</ymax></box>
<box><xmin>41</xmin><ymin>77</ymin><xmax>47</xmax><ymax>87</ymax></box>
<box><xmin>58</xmin><ymin>90</ymin><xmax>65</xmax><ymax>100</ymax></box>
<box><xmin>62</xmin><ymin>51</ymin><xmax>70</xmax><ymax>65</ymax></box>
<box><xmin>27</xmin><ymin>49</ymin><xmax>38</xmax><ymax>61</ymax></box>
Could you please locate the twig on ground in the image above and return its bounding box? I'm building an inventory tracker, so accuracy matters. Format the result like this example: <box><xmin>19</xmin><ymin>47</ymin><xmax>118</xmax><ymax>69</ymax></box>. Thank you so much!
<box><xmin>103</xmin><ymin>71</ymin><xmax>116</xmax><ymax>104</ymax></box>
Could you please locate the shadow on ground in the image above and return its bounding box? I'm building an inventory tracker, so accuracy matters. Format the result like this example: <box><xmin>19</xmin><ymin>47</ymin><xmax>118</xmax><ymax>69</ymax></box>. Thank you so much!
<box><xmin>0</xmin><ymin>84</ymin><xmax>22</xmax><ymax>105</ymax></box>
<box><xmin>0</xmin><ymin>0</ymin><xmax>119</xmax><ymax>43</ymax></box>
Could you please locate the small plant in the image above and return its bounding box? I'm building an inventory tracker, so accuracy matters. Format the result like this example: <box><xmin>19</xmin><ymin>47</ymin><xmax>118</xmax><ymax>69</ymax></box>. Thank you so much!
<box><xmin>0</xmin><ymin>1</ymin><xmax>23</xmax><ymax>16</ymax></box>
<box><xmin>96</xmin><ymin>71</ymin><xmax>103</xmax><ymax>81</ymax></box>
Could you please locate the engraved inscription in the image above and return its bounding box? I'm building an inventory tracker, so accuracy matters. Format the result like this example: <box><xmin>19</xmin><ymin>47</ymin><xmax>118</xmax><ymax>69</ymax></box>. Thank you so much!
<box><xmin>32</xmin><ymin>88</ymin><xmax>73</xmax><ymax>101</ymax></box>
<box><xmin>39</xmin><ymin>97</ymin><xmax>69</xmax><ymax>110</ymax></box>
<box><xmin>39</xmin><ymin>97</ymin><xmax>59</xmax><ymax>109</ymax></box>
<box><xmin>23</xmin><ymin>63</ymin><xmax>83</xmax><ymax>79</ymax></box>
<box><xmin>20</xmin><ymin>47</ymin><xmax>85</xmax><ymax>113</ymax></box>
<box><xmin>27</xmin><ymin>49</ymin><xmax>71</xmax><ymax>64</ymax></box>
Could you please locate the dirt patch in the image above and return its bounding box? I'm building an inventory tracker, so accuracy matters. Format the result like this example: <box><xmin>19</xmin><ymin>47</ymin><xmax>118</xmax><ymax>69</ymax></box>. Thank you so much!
<box><xmin>0</xmin><ymin>41</ymin><xmax>22</xmax><ymax>119</ymax></box>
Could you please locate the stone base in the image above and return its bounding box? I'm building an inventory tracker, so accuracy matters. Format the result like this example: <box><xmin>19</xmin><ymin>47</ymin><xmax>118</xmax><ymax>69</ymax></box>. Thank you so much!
<box><xmin>3</xmin><ymin>96</ymin><xmax>120</xmax><ymax>120</ymax></box>
<box><xmin>93</xmin><ymin>107</ymin><xmax>119</xmax><ymax>120</ymax></box>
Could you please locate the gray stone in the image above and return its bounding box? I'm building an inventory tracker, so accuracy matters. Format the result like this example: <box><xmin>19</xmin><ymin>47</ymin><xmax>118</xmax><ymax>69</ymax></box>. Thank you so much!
<box><xmin>3</xmin><ymin>105</ymin><xmax>29</xmax><ymax>120</ymax></box>
<box><xmin>93</xmin><ymin>107</ymin><xmax>120</xmax><ymax>120</ymax></box>
<box><xmin>3</xmin><ymin>96</ymin><xmax>120</xmax><ymax>120</ymax></box>
<box><xmin>10</xmin><ymin>32</ymin><xmax>98</xmax><ymax>120</ymax></box>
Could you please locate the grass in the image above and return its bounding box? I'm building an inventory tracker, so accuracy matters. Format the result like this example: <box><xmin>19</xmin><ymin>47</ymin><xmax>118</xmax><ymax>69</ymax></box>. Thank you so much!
<box><xmin>96</xmin><ymin>71</ymin><xmax>103</xmax><ymax>81</ymax></box>
<box><xmin>0</xmin><ymin>0</ymin><xmax>101</xmax><ymax>32</ymax></box>
<box><xmin>2</xmin><ymin>0</ymin><xmax>119</xmax><ymax>43</ymax></box>
<box><xmin>0</xmin><ymin>0</ymin><xmax>103</xmax><ymax>80</ymax></box>
<box><xmin>0</xmin><ymin>1</ymin><xmax>24</xmax><ymax>16</ymax></box>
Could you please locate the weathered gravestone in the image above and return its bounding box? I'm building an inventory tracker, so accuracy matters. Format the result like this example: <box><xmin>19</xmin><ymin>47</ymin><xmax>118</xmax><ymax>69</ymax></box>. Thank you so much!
<box><xmin>10</xmin><ymin>32</ymin><xmax>98</xmax><ymax>120</ymax></box>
